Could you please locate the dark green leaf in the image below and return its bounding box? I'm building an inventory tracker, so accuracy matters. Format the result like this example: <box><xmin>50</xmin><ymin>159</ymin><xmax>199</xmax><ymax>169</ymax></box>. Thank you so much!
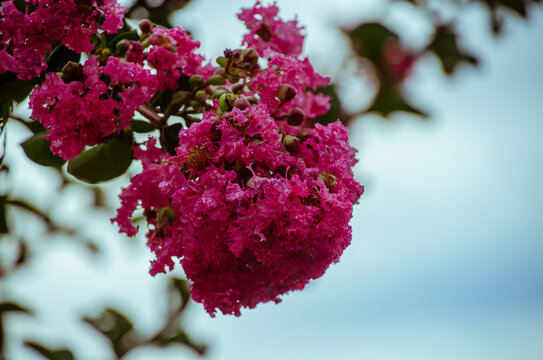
<box><xmin>154</xmin><ymin>330</ymin><xmax>207</xmax><ymax>355</ymax></box>
<box><xmin>366</xmin><ymin>83</ymin><xmax>428</xmax><ymax>118</ymax></box>
<box><xmin>46</xmin><ymin>44</ymin><xmax>81</xmax><ymax>74</ymax></box>
<box><xmin>169</xmin><ymin>277</ymin><xmax>191</xmax><ymax>313</ymax></box>
<box><xmin>6</xmin><ymin>199</ymin><xmax>54</xmax><ymax>229</ymax></box>
<box><xmin>0</xmin><ymin>196</ymin><xmax>8</xmax><ymax>234</ymax></box>
<box><xmin>0</xmin><ymin>302</ymin><xmax>31</xmax><ymax>315</ymax></box>
<box><xmin>161</xmin><ymin>123</ymin><xmax>182</xmax><ymax>156</ymax></box>
<box><xmin>108</xmin><ymin>29</ymin><xmax>140</xmax><ymax>49</ymax></box>
<box><xmin>313</xmin><ymin>85</ymin><xmax>344</xmax><ymax>126</ymax></box>
<box><xmin>347</xmin><ymin>23</ymin><xmax>398</xmax><ymax>66</ymax></box>
<box><xmin>83</xmin><ymin>308</ymin><xmax>134</xmax><ymax>357</ymax></box>
<box><xmin>24</xmin><ymin>341</ymin><xmax>74</xmax><ymax>360</ymax></box>
<box><xmin>20</xmin><ymin>132</ymin><xmax>66</xmax><ymax>168</ymax></box>
<box><xmin>67</xmin><ymin>137</ymin><xmax>134</xmax><ymax>184</ymax></box>
<box><xmin>130</xmin><ymin>119</ymin><xmax>156</xmax><ymax>133</ymax></box>
<box><xmin>427</xmin><ymin>25</ymin><xmax>478</xmax><ymax>75</ymax></box>
<box><xmin>0</xmin><ymin>73</ymin><xmax>39</xmax><ymax>105</ymax></box>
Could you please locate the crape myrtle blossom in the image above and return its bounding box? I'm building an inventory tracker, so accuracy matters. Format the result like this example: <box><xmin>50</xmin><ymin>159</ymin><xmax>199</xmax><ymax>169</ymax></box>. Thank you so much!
<box><xmin>0</xmin><ymin>0</ymin><xmax>124</xmax><ymax>80</ymax></box>
<box><xmin>29</xmin><ymin>56</ymin><xmax>157</xmax><ymax>160</ymax></box>
<box><xmin>238</xmin><ymin>1</ymin><xmax>304</xmax><ymax>57</ymax></box>
<box><xmin>114</xmin><ymin>106</ymin><xmax>364</xmax><ymax>316</ymax></box>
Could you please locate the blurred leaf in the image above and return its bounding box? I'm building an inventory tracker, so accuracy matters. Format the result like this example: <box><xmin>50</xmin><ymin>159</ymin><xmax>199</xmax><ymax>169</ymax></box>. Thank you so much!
<box><xmin>366</xmin><ymin>83</ymin><xmax>428</xmax><ymax>118</ymax></box>
<box><xmin>6</xmin><ymin>198</ymin><xmax>55</xmax><ymax>232</ymax></box>
<box><xmin>130</xmin><ymin>119</ymin><xmax>156</xmax><ymax>133</ymax></box>
<box><xmin>154</xmin><ymin>329</ymin><xmax>207</xmax><ymax>355</ymax></box>
<box><xmin>161</xmin><ymin>123</ymin><xmax>182</xmax><ymax>156</ymax></box>
<box><xmin>46</xmin><ymin>44</ymin><xmax>81</xmax><ymax>74</ymax></box>
<box><xmin>347</xmin><ymin>23</ymin><xmax>398</xmax><ymax>66</ymax></box>
<box><xmin>67</xmin><ymin>137</ymin><xmax>134</xmax><ymax>184</ymax></box>
<box><xmin>0</xmin><ymin>302</ymin><xmax>31</xmax><ymax>315</ymax></box>
<box><xmin>0</xmin><ymin>73</ymin><xmax>39</xmax><ymax>106</ymax></box>
<box><xmin>427</xmin><ymin>25</ymin><xmax>478</xmax><ymax>75</ymax></box>
<box><xmin>169</xmin><ymin>277</ymin><xmax>191</xmax><ymax>313</ymax></box>
<box><xmin>0</xmin><ymin>196</ymin><xmax>8</xmax><ymax>234</ymax></box>
<box><xmin>20</xmin><ymin>132</ymin><xmax>66</xmax><ymax>168</ymax></box>
<box><xmin>83</xmin><ymin>308</ymin><xmax>134</xmax><ymax>357</ymax></box>
<box><xmin>313</xmin><ymin>85</ymin><xmax>345</xmax><ymax>126</ymax></box>
<box><xmin>125</xmin><ymin>0</ymin><xmax>192</xmax><ymax>28</ymax></box>
<box><xmin>108</xmin><ymin>29</ymin><xmax>139</xmax><ymax>50</ymax></box>
<box><xmin>24</xmin><ymin>341</ymin><xmax>74</xmax><ymax>360</ymax></box>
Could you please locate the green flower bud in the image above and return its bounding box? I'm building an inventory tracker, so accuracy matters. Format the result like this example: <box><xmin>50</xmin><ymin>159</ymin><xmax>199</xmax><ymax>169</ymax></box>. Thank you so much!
<box><xmin>195</xmin><ymin>90</ymin><xmax>207</xmax><ymax>102</ymax></box>
<box><xmin>212</xmin><ymin>88</ymin><xmax>227</xmax><ymax>100</ymax></box>
<box><xmin>232</xmin><ymin>83</ymin><xmax>245</xmax><ymax>94</ymax></box>
<box><xmin>318</xmin><ymin>172</ymin><xmax>338</xmax><ymax>189</ymax></box>
<box><xmin>216</xmin><ymin>56</ymin><xmax>228</xmax><ymax>68</ymax></box>
<box><xmin>206</xmin><ymin>74</ymin><xmax>227</xmax><ymax>86</ymax></box>
<box><xmin>226</xmin><ymin>92</ymin><xmax>237</xmax><ymax>105</ymax></box>
<box><xmin>189</xmin><ymin>74</ymin><xmax>205</xmax><ymax>89</ymax></box>
<box><xmin>219</xmin><ymin>93</ymin><xmax>232</xmax><ymax>112</ymax></box>
<box><xmin>232</xmin><ymin>97</ymin><xmax>250</xmax><ymax>110</ymax></box>
<box><xmin>157</xmin><ymin>206</ymin><xmax>175</xmax><ymax>225</ymax></box>
<box><xmin>139</xmin><ymin>19</ymin><xmax>153</xmax><ymax>33</ymax></box>
<box><xmin>282</xmin><ymin>134</ymin><xmax>299</xmax><ymax>152</ymax></box>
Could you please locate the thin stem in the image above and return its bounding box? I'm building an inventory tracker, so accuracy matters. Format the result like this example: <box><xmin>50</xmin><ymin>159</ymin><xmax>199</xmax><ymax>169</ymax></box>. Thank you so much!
<box><xmin>137</xmin><ymin>105</ymin><xmax>162</xmax><ymax>127</ymax></box>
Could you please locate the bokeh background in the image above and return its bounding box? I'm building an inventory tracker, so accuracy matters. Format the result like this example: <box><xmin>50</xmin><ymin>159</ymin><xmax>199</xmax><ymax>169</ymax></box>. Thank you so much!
<box><xmin>2</xmin><ymin>0</ymin><xmax>543</xmax><ymax>359</ymax></box>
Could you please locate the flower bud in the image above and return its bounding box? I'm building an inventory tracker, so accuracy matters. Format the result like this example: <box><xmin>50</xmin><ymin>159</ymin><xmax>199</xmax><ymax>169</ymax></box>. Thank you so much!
<box><xmin>189</xmin><ymin>74</ymin><xmax>205</xmax><ymax>89</ymax></box>
<box><xmin>232</xmin><ymin>97</ymin><xmax>250</xmax><ymax>110</ymax></box>
<box><xmin>219</xmin><ymin>93</ymin><xmax>232</xmax><ymax>112</ymax></box>
<box><xmin>232</xmin><ymin>83</ymin><xmax>244</xmax><ymax>94</ymax></box>
<box><xmin>195</xmin><ymin>90</ymin><xmax>207</xmax><ymax>102</ymax></box>
<box><xmin>318</xmin><ymin>172</ymin><xmax>338</xmax><ymax>189</ymax></box>
<box><xmin>277</xmin><ymin>84</ymin><xmax>296</xmax><ymax>103</ymax></box>
<box><xmin>139</xmin><ymin>19</ymin><xmax>153</xmax><ymax>33</ymax></box>
<box><xmin>157</xmin><ymin>206</ymin><xmax>175</xmax><ymax>225</ymax></box>
<box><xmin>246</xmin><ymin>95</ymin><xmax>260</xmax><ymax>105</ymax></box>
<box><xmin>242</xmin><ymin>48</ymin><xmax>259</xmax><ymax>65</ymax></box>
<box><xmin>212</xmin><ymin>88</ymin><xmax>227</xmax><ymax>100</ymax></box>
<box><xmin>282</xmin><ymin>134</ymin><xmax>299</xmax><ymax>152</ymax></box>
<box><xmin>216</xmin><ymin>56</ymin><xmax>228</xmax><ymax>68</ymax></box>
<box><xmin>286</xmin><ymin>107</ymin><xmax>305</xmax><ymax>126</ymax></box>
<box><xmin>206</xmin><ymin>74</ymin><xmax>226</xmax><ymax>86</ymax></box>
<box><xmin>61</xmin><ymin>61</ymin><xmax>84</xmax><ymax>83</ymax></box>
<box><xmin>226</xmin><ymin>92</ymin><xmax>237</xmax><ymax>105</ymax></box>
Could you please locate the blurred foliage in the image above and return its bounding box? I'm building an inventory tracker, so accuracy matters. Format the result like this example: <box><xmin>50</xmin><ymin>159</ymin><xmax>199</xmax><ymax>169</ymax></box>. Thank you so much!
<box><xmin>124</xmin><ymin>0</ymin><xmax>192</xmax><ymax>28</ymax></box>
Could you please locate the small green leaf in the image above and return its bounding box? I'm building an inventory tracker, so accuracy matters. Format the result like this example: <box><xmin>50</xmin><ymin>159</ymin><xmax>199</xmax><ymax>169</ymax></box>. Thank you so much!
<box><xmin>24</xmin><ymin>341</ymin><xmax>75</xmax><ymax>360</ymax></box>
<box><xmin>130</xmin><ymin>119</ymin><xmax>156</xmax><ymax>133</ymax></box>
<box><xmin>67</xmin><ymin>137</ymin><xmax>134</xmax><ymax>184</ymax></box>
<box><xmin>20</xmin><ymin>132</ymin><xmax>66</xmax><ymax>168</ymax></box>
<box><xmin>83</xmin><ymin>308</ymin><xmax>134</xmax><ymax>357</ymax></box>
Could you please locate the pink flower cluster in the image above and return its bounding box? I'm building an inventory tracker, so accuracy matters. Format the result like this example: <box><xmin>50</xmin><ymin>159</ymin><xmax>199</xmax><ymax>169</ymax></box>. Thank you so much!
<box><xmin>29</xmin><ymin>56</ymin><xmax>157</xmax><ymax>160</ymax></box>
<box><xmin>238</xmin><ymin>1</ymin><xmax>304</xmax><ymax>57</ymax></box>
<box><xmin>0</xmin><ymin>0</ymin><xmax>124</xmax><ymax>80</ymax></box>
<box><xmin>114</xmin><ymin>106</ymin><xmax>363</xmax><ymax>316</ymax></box>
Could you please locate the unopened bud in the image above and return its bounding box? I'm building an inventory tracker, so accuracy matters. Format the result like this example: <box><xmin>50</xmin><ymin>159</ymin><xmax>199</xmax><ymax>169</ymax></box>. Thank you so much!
<box><xmin>195</xmin><ymin>90</ymin><xmax>207</xmax><ymax>102</ymax></box>
<box><xmin>282</xmin><ymin>134</ymin><xmax>299</xmax><ymax>151</ymax></box>
<box><xmin>212</xmin><ymin>88</ymin><xmax>227</xmax><ymax>100</ymax></box>
<box><xmin>219</xmin><ymin>93</ymin><xmax>232</xmax><ymax>112</ymax></box>
<box><xmin>277</xmin><ymin>84</ymin><xmax>296</xmax><ymax>103</ymax></box>
<box><xmin>61</xmin><ymin>61</ymin><xmax>84</xmax><ymax>83</ymax></box>
<box><xmin>242</xmin><ymin>48</ymin><xmax>259</xmax><ymax>64</ymax></box>
<box><xmin>189</xmin><ymin>74</ymin><xmax>205</xmax><ymax>89</ymax></box>
<box><xmin>139</xmin><ymin>19</ymin><xmax>153</xmax><ymax>33</ymax></box>
<box><xmin>232</xmin><ymin>97</ymin><xmax>250</xmax><ymax>110</ymax></box>
<box><xmin>226</xmin><ymin>92</ymin><xmax>237</xmax><ymax>105</ymax></box>
<box><xmin>216</xmin><ymin>56</ymin><xmax>228</xmax><ymax>68</ymax></box>
<box><xmin>206</xmin><ymin>74</ymin><xmax>226</xmax><ymax>86</ymax></box>
<box><xmin>286</xmin><ymin>107</ymin><xmax>305</xmax><ymax>126</ymax></box>
<box><xmin>246</xmin><ymin>95</ymin><xmax>260</xmax><ymax>105</ymax></box>
<box><xmin>232</xmin><ymin>83</ymin><xmax>244</xmax><ymax>94</ymax></box>
<box><xmin>318</xmin><ymin>172</ymin><xmax>338</xmax><ymax>189</ymax></box>
<box><xmin>157</xmin><ymin>206</ymin><xmax>175</xmax><ymax>224</ymax></box>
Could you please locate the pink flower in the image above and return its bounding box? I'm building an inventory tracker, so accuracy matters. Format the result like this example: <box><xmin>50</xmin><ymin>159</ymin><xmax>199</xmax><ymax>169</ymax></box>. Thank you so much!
<box><xmin>29</xmin><ymin>56</ymin><xmax>157</xmax><ymax>160</ymax></box>
<box><xmin>238</xmin><ymin>1</ymin><xmax>305</xmax><ymax>57</ymax></box>
<box><xmin>113</xmin><ymin>105</ymin><xmax>363</xmax><ymax>316</ymax></box>
<box><xmin>0</xmin><ymin>0</ymin><xmax>125</xmax><ymax>80</ymax></box>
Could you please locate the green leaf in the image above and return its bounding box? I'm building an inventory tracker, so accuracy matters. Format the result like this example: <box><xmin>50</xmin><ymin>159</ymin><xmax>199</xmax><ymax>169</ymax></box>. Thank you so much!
<box><xmin>24</xmin><ymin>341</ymin><xmax>74</xmax><ymax>360</ymax></box>
<box><xmin>67</xmin><ymin>137</ymin><xmax>134</xmax><ymax>184</ymax></box>
<box><xmin>347</xmin><ymin>23</ymin><xmax>398</xmax><ymax>66</ymax></box>
<box><xmin>130</xmin><ymin>119</ymin><xmax>156</xmax><ymax>133</ymax></box>
<box><xmin>0</xmin><ymin>196</ymin><xmax>8</xmax><ymax>234</ymax></box>
<box><xmin>20</xmin><ymin>132</ymin><xmax>66</xmax><ymax>168</ymax></box>
<box><xmin>108</xmin><ymin>29</ymin><xmax>140</xmax><ymax>49</ymax></box>
<box><xmin>46</xmin><ymin>44</ymin><xmax>81</xmax><ymax>74</ymax></box>
<box><xmin>427</xmin><ymin>25</ymin><xmax>478</xmax><ymax>75</ymax></box>
<box><xmin>313</xmin><ymin>85</ymin><xmax>344</xmax><ymax>126</ymax></box>
<box><xmin>0</xmin><ymin>73</ymin><xmax>39</xmax><ymax>105</ymax></box>
<box><xmin>0</xmin><ymin>302</ymin><xmax>31</xmax><ymax>315</ymax></box>
<box><xmin>366</xmin><ymin>83</ymin><xmax>428</xmax><ymax>118</ymax></box>
<box><xmin>161</xmin><ymin>123</ymin><xmax>182</xmax><ymax>156</ymax></box>
<box><xmin>83</xmin><ymin>308</ymin><xmax>134</xmax><ymax>357</ymax></box>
